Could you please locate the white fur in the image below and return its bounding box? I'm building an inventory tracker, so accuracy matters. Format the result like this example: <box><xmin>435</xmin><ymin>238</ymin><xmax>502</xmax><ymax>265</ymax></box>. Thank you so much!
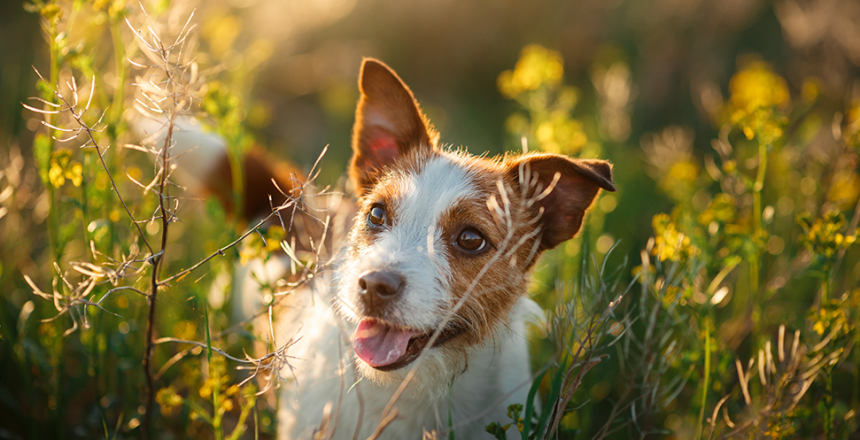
<box><xmin>231</xmin><ymin>154</ymin><xmax>537</xmax><ymax>439</ymax></box>
<box><xmin>338</xmin><ymin>155</ymin><xmax>478</xmax><ymax>332</ymax></box>
<box><xmin>275</xmin><ymin>271</ymin><xmax>536</xmax><ymax>440</ymax></box>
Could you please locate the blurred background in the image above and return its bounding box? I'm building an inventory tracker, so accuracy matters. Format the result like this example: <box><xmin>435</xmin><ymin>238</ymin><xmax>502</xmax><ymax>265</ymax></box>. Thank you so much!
<box><xmin>1</xmin><ymin>0</ymin><xmax>859</xmax><ymax>438</ymax></box>
<box><xmin>5</xmin><ymin>0</ymin><xmax>860</xmax><ymax>260</ymax></box>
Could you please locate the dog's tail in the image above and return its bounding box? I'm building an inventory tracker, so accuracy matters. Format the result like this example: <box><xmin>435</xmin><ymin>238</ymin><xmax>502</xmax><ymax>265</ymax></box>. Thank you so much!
<box><xmin>134</xmin><ymin>116</ymin><xmax>332</xmax><ymax>321</ymax></box>
<box><xmin>135</xmin><ymin>116</ymin><xmax>310</xmax><ymax>226</ymax></box>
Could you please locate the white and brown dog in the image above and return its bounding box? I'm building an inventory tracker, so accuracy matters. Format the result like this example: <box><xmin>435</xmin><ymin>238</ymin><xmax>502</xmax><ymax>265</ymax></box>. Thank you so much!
<box><xmin>269</xmin><ymin>59</ymin><xmax>615</xmax><ymax>439</ymax></box>
<box><xmin>147</xmin><ymin>58</ymin><xmax>615</xmax><ymax>439</ymax></box>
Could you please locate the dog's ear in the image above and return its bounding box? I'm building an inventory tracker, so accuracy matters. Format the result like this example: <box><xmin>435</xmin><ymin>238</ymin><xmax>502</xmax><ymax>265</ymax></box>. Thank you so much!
<box><xmin>507</xmin><ymin>153</ymin><xmax>616</xmax><ymax>250</ymax></box>
<box><xmin>350</xmin><ymin>58</ymin><xmax>437</xmax><ymax>195</ymax></box>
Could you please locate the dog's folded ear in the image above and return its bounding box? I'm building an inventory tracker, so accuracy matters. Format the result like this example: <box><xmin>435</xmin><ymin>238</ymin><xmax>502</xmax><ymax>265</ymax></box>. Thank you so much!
<box><xmin>507</xmin><ymin>153</ymin><xmax>615</xmax><ymax>250</ymax></box>
<box><xmin>350</xmin><ymin>58</ymin><xmax>437</xmax><ymax>195</ymax></box>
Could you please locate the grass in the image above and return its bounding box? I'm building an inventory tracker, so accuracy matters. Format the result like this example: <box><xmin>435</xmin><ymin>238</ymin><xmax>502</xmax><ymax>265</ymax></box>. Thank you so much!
<box><xmin>1</xmin><ymin>1</ymin><xmax>859</xmax><ymax>439</ymax></box>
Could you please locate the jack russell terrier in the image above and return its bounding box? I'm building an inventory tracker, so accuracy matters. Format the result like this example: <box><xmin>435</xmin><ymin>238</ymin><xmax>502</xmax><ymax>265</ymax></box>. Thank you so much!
<box><xmin>155</xmin><ymin>58</ymin><xmax>615</xmax><ymax>439</ymax></box>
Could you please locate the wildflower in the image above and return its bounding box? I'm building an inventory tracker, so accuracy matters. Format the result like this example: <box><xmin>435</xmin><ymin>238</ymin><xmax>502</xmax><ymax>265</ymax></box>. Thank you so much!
<box><xmin>225</xmin><ymin>384</ymin><xmax>240</xmax><ymax>397</ymax></box>
<box><xmin>533</xmin><ymin>110</ymin><xmax>587</xmax><ymax>154</ymax></box>
<box><xmin>698</xmin><ymin>193</ymin><xmax>736</xmax><ymax>226</ymax></box>
<box><xmin>39</xmin><ymin>3</ymin><xmax>62</xmax><ymax>21</ymax></box>
<box><xmin>797</xmin><ymin>211</ymin><xmax>858</xmax><ymax>259</ymax></box>
<box><xmin>497</xmin><ymin>45</ymin><xmax>564</xmax><ymax>98</ymax></box>
<box><xmin>199</xmin><ymin>380</ymin><xmax>213</xmax><ymax>399</ymax></box>
<box><xmin>651</xmin><ymin>213</ymin><xmax>700</xmax><ymax>263</ymax></box>
<box><xmin>809</xmin><ymin>294</ymin><xmax>850</xmax><ymax>341</ymax></box>
<box><xmin>659</xmin><ymin>160</ymin><xmax>699</xmax><ymax>200</ymax></box>
<box><xmin>729</xmin><ymin>60</ymin><xmax>789</xmax><ymax>114</ymax></box>
<box><xmin>498</xmin><ymin>45</ymin><xmax>593</xmax><ymax>155</ymax></box>
<box><xmin>641</xmin><ymin>126</ymin><xmax>698</xmax><ymax>201</ymax></box>
<box><xmin>156</xmin><ymin>387</ymin><xmax>183</xmax><ymax>414</ymax></box>
<box><xmin>727</xmin><ymin>60</ymin><xmax>789</xmax><ymax>145</ymax></box>
<box><xmin>48</xmin><ymin>149</ymin><xmax>83</xmax><ymax>188</ymax></box>
<box><xmin>239</xmin><ymin>225</ymin><xmax>287</xmax><ymax>265</ymax></box>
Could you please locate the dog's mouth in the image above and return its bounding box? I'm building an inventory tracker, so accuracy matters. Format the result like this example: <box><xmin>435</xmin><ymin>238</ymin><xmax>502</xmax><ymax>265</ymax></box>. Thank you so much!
<box><xmin>353</xmin><ymin>318</ymin><xmax>463</xmax><ymax>371</ymax></box>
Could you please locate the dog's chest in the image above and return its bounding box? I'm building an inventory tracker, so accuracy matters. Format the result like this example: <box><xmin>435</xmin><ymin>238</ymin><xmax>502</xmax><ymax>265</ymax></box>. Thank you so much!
<box><xmin>269</xmin><ymin>270</ymin><xmax>535</xmax><ymax>440</ymax></box>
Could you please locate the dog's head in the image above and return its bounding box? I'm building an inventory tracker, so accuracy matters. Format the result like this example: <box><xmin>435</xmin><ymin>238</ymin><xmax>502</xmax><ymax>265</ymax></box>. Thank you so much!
<box><xmin>336</xmin><ymin>59</ymin><xmax>615</xmax><ymax>386</ymax></box>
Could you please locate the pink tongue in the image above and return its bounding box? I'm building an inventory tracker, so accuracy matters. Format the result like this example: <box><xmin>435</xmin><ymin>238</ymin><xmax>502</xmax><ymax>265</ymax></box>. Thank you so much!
<box><xmin>353</xmin><ymin>319</ymin><xmax>417</xmax><ymax>367</ymax></box>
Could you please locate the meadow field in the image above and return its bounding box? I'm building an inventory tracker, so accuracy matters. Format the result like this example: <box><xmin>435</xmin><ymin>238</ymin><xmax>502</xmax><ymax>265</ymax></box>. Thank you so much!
<box><xmin>0</xmin><ymin>0</ymin><xmax>858</xmax><ymax>438</ymax></box>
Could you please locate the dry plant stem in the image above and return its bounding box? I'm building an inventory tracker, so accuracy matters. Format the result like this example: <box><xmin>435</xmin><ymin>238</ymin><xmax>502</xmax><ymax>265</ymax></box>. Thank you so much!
<box><xmin>158</xmin><ymin>201</ymin><xmax>298</xmax><ymax>285</ymax></box>
<box><xmin>154</xmin><ymin>190</ymin><xmax>336</xmax><ymax>381</ymax></box>
<box><xmin>546</xmin><ymin>292</ymin><xmax>622</xmax><ymax>437</ymax></box>
<box><xmin>366</xmin><ymin>409</ymin><xmax>399</xmax><ymax>440</ymax></box>
<box><xmin>142</xmin><ymin>116</ymin><xmax>174</xmax><ymax>439</ymax></box>
<box><xmin>593</xmin><ymin>285</ymin><xmax>666</xmax><ymax>440</ymax></box>
<box><xmin>26</xmin><ymin>68</ymin><xmax>162</xmax><ymax>436</ymax></box>
<box><xmin>30</xmin><ymin>69</ymin><xmax>155</xmax><ymax>256</ymax></box>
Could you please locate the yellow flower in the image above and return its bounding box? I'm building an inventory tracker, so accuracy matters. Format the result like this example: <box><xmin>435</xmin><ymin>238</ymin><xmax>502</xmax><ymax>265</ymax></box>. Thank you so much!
<box><xmin>199</xmin><ymin>381</ymin><xmax>213</xmax><ymax>399</ymax></box>
<box><xmin>40</xmin><ymin>4</ymin><xmax>62</xmax><ymax>21</ymax></box>
<box><xmin>156</xmin><ymin>387</ymin><xmax>184</xmax><ymax>413</ymax></box>
<box><xmin>498</xmin><ymin>45</ymin><xmax>564</xmax><ymax>98</ymax></box>
<box><xmin>651</xmin><ymin>213</ymin><xmax>700</xmax><ymax>263</ymax></box>
<box><xmin>729</xmin><ymin>60</ymin><xmax>789</xmax><ymax>113</ymax></box>
<box><xmin>68</xmin><ymin>162</ymin><xmax>83</xmax><ymax>187</ymax></box>
<box><xmin>239</xmin><ymin>247</ymin><xmax>256</xmax><ymax>266</ymax></box>
<box><xmin>658</xmin><ymin>161</ymin><xmax>699</xmax><ymax>202</ymax></box>
<box><xmin>225</xmin><ymin>384</ymin><xmax>240</xmax><ymax>397</ymax></box>
<box><xmin>798</xmin><ymin>211</ymin><xmax>859</xmax><ymax>259</ymax></box>
<box><xmin>49</xmin><ymin>162</ymin><xmax>66</xmax><ymax>188</ymax></box>
<box><xmin>48</xmin><ymin>149</ymin><xmax>83</xmax><ymax>188</ymax></box>
<box><xmin>727</xmin><ymin>60</ymin><xmax>789</xmax><ymax>144</ymax></box>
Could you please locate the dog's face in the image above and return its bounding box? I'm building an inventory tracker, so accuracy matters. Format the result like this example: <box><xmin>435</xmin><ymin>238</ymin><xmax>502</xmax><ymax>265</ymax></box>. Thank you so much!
<box><xmin>336</xmin><ymin>60</ymin><xmax>615</xmax><ymax>386</ymax></box>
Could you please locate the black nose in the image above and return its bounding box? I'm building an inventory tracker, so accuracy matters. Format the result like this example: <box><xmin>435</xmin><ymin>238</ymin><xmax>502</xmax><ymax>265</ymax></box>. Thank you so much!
<box><xmin>358</xmin><ymin>270</ymin><xmax>405</xmax><ymax>313</ymax></box>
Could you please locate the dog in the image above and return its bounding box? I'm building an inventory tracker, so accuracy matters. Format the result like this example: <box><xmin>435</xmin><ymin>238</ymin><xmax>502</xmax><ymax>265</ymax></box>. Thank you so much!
<box><xmin>151</xmin><ymin>58</ymin><xmax>615</xmax><ymax>439</ymax></box>
<box><xmin>270</xmin><ymin>59</ymin><xmax>614</xmax><ymax>439</ymax></box>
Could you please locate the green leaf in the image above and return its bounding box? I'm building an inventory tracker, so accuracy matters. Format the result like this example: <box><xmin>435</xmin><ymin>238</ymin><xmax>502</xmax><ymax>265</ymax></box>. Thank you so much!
<box><xmin>534</xmin><ymin>365</ymin><xmax>563</xmax><ymax>439</ymax></box>
<box><xmin>522</xmin><ymin>368</ymin><xmax>548</xmax><ymax>439</ymax></box>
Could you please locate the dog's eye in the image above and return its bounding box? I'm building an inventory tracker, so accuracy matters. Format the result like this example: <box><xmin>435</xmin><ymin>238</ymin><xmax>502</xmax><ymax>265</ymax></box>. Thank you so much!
<box><xmin>368</xmin><ymin>205</ymin><xmax>387</xmax><ymax>227</ymax></box>
<box><xmin>456</xmin><ymin>228</ymin><xmax>486</xmax><ymax>252</ymax></box>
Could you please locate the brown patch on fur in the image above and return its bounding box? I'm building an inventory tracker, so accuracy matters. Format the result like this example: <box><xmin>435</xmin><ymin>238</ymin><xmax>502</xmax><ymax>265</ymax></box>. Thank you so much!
<box><xmin>429</xmin><ymin>151</ymin><xmax>613</xmax><ymax>352</ymax></box>
<box><xmin>434</xmin><ymin>153</ymin><xmax>543</xmax><ymax>350</ymax></box>
<box><xmin>505</xmin><ymin>153</ymin><xmax>615</xmax><ymax>250</ymax></box>
<box><xmin>349</xmin><ymin>59</ymin><xmax>439</xmax><ymax>196</ymax></box>
<box><xmin>342</xmin><ymin>60</ymin><xmax>615</xmax><ymax>361</ymax></box>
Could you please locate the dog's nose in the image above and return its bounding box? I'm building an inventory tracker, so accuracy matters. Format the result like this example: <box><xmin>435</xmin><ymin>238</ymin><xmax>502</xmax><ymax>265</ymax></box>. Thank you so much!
<box><xmin>358</xmin><ymin>270</ymin><xmax>405</xmax><ymax>312</ymax></box>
